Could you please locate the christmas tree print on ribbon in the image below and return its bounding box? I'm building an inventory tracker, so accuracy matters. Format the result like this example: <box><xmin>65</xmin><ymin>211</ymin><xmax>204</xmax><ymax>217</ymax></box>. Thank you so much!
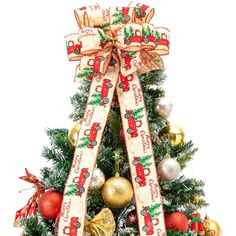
<box><xmin>88</xmin><ymin>79</ymin><xmax>113</xmax><ymax>106</ymax></box>
<box><xmin>124</xmin><ymin>108</ymin><xmax>144</xmax><ymax>138</ymax></box>
<box><xmin>77</xmin><ymin>123</ymin><xmax>102</xmax><ymax>149</ymax></box>
<box><xmin>141</xmin><ymin>204</ymin><xmax>161</xmax><ymax>234</ymax></box>
<box><xmin>112</xmin><ymin>7</ymin><xmax>131</xmax><ymax>25</ymax></box>
<box><xmin>135</xmin><ymin>5</ymin><xmax>149</xmax><ymax>19</ymax></box>
<box><xmin>100</xmin><ymin>23</ymin><xmax>110</xmax><ymax>32</ymax></box>
<box><xmin>98</xmin><ymin>30</ymin><xmax>110</xmax><ymax>48</ymax></box>
<box><xmin>132</xmin><ymin>155</ymin><xmax>152</xmax><ymax>187</ymax></box>
<box><xmin>143</xmin><ymin>25</ymin><xmax>161</xmax><ymax>45</ymax></box>
<box><xmin>120</xmin><ymin>50</ymin><xmax>137</xmax><ymax>71</ymax></box>
<box><xmin>65</xmin><ymin>168</ymin><xmax>90</xmax><ymax>197</ymax></box>
<box><xmin>123</xmin><ymin>26</ymin><xmax>142</xmax><ymax>46</ymax></box>
<box><xmin>76</xmin><ymin>67</ymin><xmax>95</xmax><ymax>80</ymax></box>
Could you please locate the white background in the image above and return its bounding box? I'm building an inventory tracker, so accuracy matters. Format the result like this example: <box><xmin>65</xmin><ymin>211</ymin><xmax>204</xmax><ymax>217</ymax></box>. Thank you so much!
<box><xmin>0</xmin><ymin>0</ymin><xmax>235</xmax><ymax>235</ymax></box>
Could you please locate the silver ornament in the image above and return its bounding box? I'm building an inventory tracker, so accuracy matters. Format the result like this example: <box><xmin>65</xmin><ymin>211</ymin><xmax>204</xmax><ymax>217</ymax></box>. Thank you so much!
<box><xmin>89</xmin><ymin>168</ymin><xmax>105</xmax><ymax>190</ymax></box>
<box><xmin>157</xmin><ymin>157</ymin><xmax>181</xmax><ymax>180</ymax></box>
<box><xmin>154</xmin><ymin>97</ymin><xmax>173</xmax><ymax>118</ymax></box>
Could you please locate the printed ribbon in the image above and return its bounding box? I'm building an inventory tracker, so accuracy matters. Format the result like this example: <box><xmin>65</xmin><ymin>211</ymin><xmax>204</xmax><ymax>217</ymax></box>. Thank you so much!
<box><xmin>59</xmin><ymin>3</ymin><xmax>169</xmax><ymax>236</ymax></box>
<box><xmin>14</xmin><ymin>169</ymin><xmax>45</xmax><ymax>227</ymax></box>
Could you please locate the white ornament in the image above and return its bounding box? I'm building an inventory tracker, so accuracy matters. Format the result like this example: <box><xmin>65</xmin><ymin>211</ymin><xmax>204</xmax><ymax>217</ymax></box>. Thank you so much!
<box><xmin>157</xmin><ymin>157</ymin><xmax>181</xmax><ymax>181</ymax></box>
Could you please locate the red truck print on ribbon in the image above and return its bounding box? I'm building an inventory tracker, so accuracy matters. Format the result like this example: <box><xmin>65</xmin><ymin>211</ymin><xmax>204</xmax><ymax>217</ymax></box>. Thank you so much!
<box><xmin>135</xmin><ymin>4</ymin><xmax>149</xmax><ymax>19</ymax></box>
<box><xmin>112</xmin><ymin>7</ymin><xmax>131</xmax><ymax>25</ymax></box>
<box><xmin>63</xmin><ymin>217</ymin><xmax>81</xmax><ymax>236</ymax></box>
<box><xmin>132</xmin><ymin>156</ymin><xmax>152</xmax><ymax>187</ymax></box>
<box><xmin>118</xmin><ymin>74</ymin><xmax>134</xmax><ymax>92</ymax></box>
<box><xmin>124</xmin><ymin>27</ymin><xmax>142</xmax><ymax>45</ymax></box>
<box><xmin>67</xmin><ymin>40</ymin><xmax>82</xmax><ymax>55</ymax></box>
<box><xmin>87</xmin><ymin>56</ymin><xmax>105</xmax><ymax>75</ymax></box>
<box><xmin>65</xmin><ymin>168</ymin><xmax>90</xmax><ymax>196</ymax></box>
<box><xmin>120</xmin><ymin>50</ymin><xmax>137</xmax><ymax>71</ymax></box>
<box><xmin>140</xmin><ymin>204</ymin><xmax>161</xmax><ymax>235</ymax></box>
<box><xmin>124</xmin><ymin>108</ymin><xmax>144</xmax><ymax>138</ymax></box>
<box><xmin>88</xmin><ymin>79</ymin><xmax>113</xmax><ymax>106</ymax></box>
<box><xmin>156</xmin><ymin>33</ymin><xmax>170</xmax><ymax>48</ymax></box>
<box><xmin>84</xmin><ymin>122</ymin><xmax>102</xmax><ymax>148</ymax></box>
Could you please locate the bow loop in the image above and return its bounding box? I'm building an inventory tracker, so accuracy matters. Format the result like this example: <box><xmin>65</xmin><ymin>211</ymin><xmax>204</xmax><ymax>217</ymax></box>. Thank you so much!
<box><xmin>129</xmin><ymin>2</ymin><xmax>155</xmax><ymax>23</ymax></box>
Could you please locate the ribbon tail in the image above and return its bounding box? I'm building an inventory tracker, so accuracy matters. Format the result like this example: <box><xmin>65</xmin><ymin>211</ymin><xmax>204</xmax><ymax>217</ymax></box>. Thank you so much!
<box><xmin>116</xmin><ymin>72</ymin><xmax>167</xmax><ymax>235</ymax></box>
<box><xmin>58</xmin><ymin>61</ymin><xmax>119</xmax><ymax>236</ymax></box>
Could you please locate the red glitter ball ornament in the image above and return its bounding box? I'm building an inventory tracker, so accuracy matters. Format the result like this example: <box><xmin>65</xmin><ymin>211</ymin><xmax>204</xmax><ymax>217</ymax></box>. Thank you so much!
<box><xmin>38</xmin><ymin>190</ymin><xmax>63</xmax><ymax>220</ymax></box>
<box><xmin>164</xmin><ymin>211</ymin><xmax>188</xmax><ymax>232</ymax></box>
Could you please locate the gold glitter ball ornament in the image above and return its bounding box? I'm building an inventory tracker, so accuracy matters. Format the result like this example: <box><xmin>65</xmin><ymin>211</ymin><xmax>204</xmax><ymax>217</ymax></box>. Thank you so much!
<box><xmin>89</xmin><ymin>168</ymin><xmax>106</xmax><ymax>190</ymax></box>
<box><xmin>203</xmin><ymin>217</ymin><xmax>222</xmax><ymax>236</ymax></box>
<box><xmin>102</xmin><ymin>176</ymin><xmax>133</xmax><ymax>208</ymax></box>
<box><xmin>68</xmin><ymin>122</ymin><xmax>82</xmax><ymax>147</ymax></box>
<box><xmin>159</xmin><ymin>124</ymin><xmax>185</xmax><ymax>147</ymax></box>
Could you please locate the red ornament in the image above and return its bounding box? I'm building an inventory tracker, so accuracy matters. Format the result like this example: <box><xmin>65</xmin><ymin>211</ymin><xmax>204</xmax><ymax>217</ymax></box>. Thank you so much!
<box><xmin>127</xmin><ymin>210</ymin><xmax>138</xmax><ymax>225</ymax></box>
<box><xmin>164</xmin><ymin>211</ymin><xmax>188</xmax><ymax>232</ymax></box>
<box><xmin>38</xmin><ymin>190</ymin><xmax>63</xmax><ymax>220</ymax></box>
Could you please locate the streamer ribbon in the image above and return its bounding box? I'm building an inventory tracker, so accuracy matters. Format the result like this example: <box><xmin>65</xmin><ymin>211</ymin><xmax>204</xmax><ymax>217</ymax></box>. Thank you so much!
<box><xmin>58</xmin><ymin>3</ymin><xmax>169</xmax><ymax>235</ymax></box>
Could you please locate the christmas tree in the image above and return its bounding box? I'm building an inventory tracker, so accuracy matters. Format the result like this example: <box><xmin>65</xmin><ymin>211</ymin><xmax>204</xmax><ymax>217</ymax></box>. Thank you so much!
<box><xmin>14</xmin><ymin>3</ymin><xmax>222</xmax><ymax>236</ymax></box>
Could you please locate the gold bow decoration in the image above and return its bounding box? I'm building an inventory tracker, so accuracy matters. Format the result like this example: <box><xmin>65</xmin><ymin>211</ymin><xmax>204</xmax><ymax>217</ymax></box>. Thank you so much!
<box><xmin>59</xmin><ymin>3</ymin><xmax>169</xmax><ymax>236</ymax></box>
<box><xmin>84</xmin><ymin>208</ymin><xmax>115</xmax><ymax>236</ymax></box>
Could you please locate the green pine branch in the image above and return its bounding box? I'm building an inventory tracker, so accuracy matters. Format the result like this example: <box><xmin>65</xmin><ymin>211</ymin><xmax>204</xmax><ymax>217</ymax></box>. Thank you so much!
<box><xmin>167</xmin><ymin>231</ymin><xmax>194</xmax><ymax>236</ymax></box>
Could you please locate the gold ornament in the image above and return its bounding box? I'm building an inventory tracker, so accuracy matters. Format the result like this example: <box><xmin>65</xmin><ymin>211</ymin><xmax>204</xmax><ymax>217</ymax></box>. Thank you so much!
<box><xmin>68</xmin><ymin>122</ymin><xmax>82</xmax><ymax>147</ymax></box>
<box><xmin>159</xmin><ymin>124</ymin><xmax>185</xmax><ymax>147</ymax></box>
<box><xmin>153</xmin><ymin>97</ymin><xmax>173</xmax><ymax>119</ymax></box>
<box><xmin>102</xmin><ymin>175</ymin><xmax>133</xmax><ymax>208</ymax></box>
<box><xmin>203</xmin><ymin>217</ymin><xmax>222</xmax><ymax>236</ymax></box>
<box><xmin>89</xmin><ymin>168</ymin><xmax>106</xmax><ymax>190</ymax></box>
<box><xmin>84</xmin><ymin>208</ymin><xmax>115</xmax><ymax>236</ymax></box>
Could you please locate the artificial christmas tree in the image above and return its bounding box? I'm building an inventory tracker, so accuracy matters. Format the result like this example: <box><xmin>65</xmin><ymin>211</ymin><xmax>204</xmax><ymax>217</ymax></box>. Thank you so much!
<box><xmin>14</xmin><ymin>2</ymin><xmax>222</xmax><ymax>236</ymax></box>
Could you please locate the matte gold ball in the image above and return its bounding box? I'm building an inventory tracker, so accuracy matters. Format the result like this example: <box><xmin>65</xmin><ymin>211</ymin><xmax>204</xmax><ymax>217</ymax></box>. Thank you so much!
<box><xmin>68</xmin><ymin>122</ymin><xmax>82</xmax><ymax>147</ymax></box>
<box><xmin>159</xmin><ymin>124</ymin><xmax>185</xmax><ymax>147</ymax></box>
<box><xmin>102</xmin><ymin>176</ymin><xmax>133</xmax><ymax>208</ymax></box>
<box><xmin>203</xmin><ymin>217</ymin><xmax>222</xmax><ymax>236</ymax></box>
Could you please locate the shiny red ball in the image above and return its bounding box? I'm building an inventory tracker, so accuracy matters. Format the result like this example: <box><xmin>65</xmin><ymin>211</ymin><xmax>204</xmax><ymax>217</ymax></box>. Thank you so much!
<box><xmin>164</xmin><ymin>211</ymin><xmax>188</xmax><ymax>232</ymax></box>
<box><xmin>38</xmin><ymin>190</ymin><xmax>63</xmax><ymax>220</ymax></box>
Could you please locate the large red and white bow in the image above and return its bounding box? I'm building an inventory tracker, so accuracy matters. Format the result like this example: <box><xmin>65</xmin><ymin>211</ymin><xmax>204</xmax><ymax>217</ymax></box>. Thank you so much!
<box><xmin>59</xmin><ymin>3</ymin><xmax>169</xmax><ymax>236</ymax></box>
